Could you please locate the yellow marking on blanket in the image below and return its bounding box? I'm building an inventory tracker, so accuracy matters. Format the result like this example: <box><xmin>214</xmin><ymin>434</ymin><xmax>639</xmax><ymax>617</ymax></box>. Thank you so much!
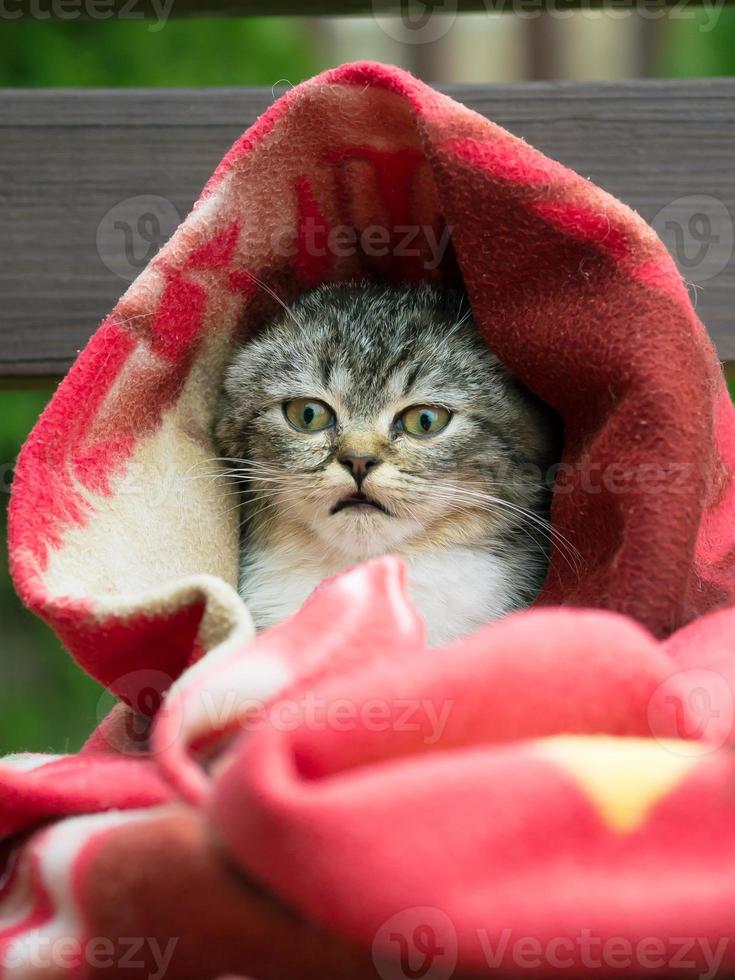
<box><xmin>535</xmin><ymin>735</ymin><xmax>699</xmax><ymax>834</ymax></box>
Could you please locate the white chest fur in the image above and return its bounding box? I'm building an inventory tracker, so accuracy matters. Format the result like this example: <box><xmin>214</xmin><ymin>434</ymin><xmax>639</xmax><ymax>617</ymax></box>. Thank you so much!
<box><xmin>240</xmin><ymin>540</ymin><xmax>515</xmax><ymax>647</ymax></box>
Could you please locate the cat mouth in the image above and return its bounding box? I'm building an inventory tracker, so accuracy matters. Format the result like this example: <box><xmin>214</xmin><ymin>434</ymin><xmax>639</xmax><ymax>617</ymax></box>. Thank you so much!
<box><xmin>330</xmin><ymin>492</ymin><xmax>391</xmax><ymax>516</ymax></box>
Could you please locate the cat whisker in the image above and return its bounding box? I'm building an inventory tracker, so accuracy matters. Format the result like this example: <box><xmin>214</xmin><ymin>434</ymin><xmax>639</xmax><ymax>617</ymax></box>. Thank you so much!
<box><xmin>221</xmin><ymin>491</ymin><xmax>292</xmax><ymax>506</ymax></box>
<box><xmin>430</xmin><ymin>497</ymin><xmax>573</xmax><ymax>580</ymax></box>
<box><xmin>422</xmin><ymin>488</ymin><xmax>549</xmax><ymax>547</ymax></box>
<box><xmin>243</xmin><ymin>494</ymin><xmax>308</xmax><ymax>527</ymax></box>
<box><xmin>219</xmin><ymin>461</ymin><xmax>312</xmax><ymax>476</ymax></box>
<box><xmin>224</xmin><ymin>476</ymin><xmax>306</xmax><ymax>488</ymax></box>
<box><xmin>218</xmin><ymin>468</ymin><xmax>314</xmax><ymax>485</ymax></box>
<box><xmin>457</xmin><ymin>475</ymin><xmax>549</xmax><ymax>493</ymax></box>
<box><xmin>213</xmin><ymin>483</ymin><xmax>291</xmax><ymax>498</ymax></box>
<box><xmin>225</xmin><ymin>490</ymin><xmax>300</xmax><ymax>520</ymax></box>
<box><xmin>468</xmin><ymin>502</ymin><xmax>580</xmax><ymax>575</ymax></box>
<box><xmin>396</xmin><ymin>469</ymin><xmax>547</xmax><ymax>494</ymax></box>
<box><xmin>201</xmin><ymin>456</ymin><xmax>296</xmax><ymax>474</ymax></box>
<box><xmin>421</xmin><ymin>309</ymin><xmax>474</xmax><ymax>367</ymax></box>
<box><xmin>234</xmin><ymin>270</ymin><xmax>306</xmax><ymax>331</ymax></box>
<box><xmin>189</xmin><ymin>462</ymin><xmax>295</xmax><ymax>486</ymax></box>
<box><xmin>431</xmin><ymin>483</ymin><xmax>583</xmax><ymax>578</ymax></box>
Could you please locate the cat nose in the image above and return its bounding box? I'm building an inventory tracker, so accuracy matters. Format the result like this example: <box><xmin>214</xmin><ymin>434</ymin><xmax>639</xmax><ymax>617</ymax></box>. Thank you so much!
<box><xmin>338</xmin><ymin>452</ymin><xmax>381</xmax><ymax>486</ymax></box>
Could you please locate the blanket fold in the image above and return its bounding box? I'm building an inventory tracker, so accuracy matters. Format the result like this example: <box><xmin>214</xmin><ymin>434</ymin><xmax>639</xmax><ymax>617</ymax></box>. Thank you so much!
<box><xmin>4</xmin><ymin>61</ymin><xmax>735</xmax><ymax>979</ymax></box>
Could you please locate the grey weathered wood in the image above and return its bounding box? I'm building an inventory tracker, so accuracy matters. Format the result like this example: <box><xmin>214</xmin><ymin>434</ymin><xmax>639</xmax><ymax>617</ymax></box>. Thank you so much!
<box><xmin>1</xmin><ymin>78</ymin><xmax>733</xmax><ymax>377</ymax></box>
<box><xmin>7</xmin><ymin>0</ymin><xmax>734</xmax><ymax>16</ymax></box>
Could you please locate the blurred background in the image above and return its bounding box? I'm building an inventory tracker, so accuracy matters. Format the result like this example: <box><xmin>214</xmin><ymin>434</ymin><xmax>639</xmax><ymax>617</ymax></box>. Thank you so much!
<box><xmin>1</xmin><ymin>8</ymin><xmax>734</xmax><ymax>755</ymax></box>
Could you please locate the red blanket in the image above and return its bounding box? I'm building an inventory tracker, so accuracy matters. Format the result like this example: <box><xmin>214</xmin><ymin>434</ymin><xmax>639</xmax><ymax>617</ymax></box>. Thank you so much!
<box><xmin>4</xmin><ymin>61</ymin><xmax>735</xmax><ymax>979</ymax></box>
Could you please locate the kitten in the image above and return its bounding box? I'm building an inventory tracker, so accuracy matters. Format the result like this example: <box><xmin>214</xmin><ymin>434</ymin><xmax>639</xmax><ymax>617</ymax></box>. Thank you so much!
<box><xmin>214</xmin><ymin>282</ymin><xmax>560</xmax><ymax>647</ymax></box>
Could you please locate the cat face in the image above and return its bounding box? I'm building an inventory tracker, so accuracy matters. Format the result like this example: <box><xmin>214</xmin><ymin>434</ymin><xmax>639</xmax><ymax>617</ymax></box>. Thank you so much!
<box><xmin>214</xmin><ymin>282</ymin><xmax>558</xmax><ymax>563</ymax></box>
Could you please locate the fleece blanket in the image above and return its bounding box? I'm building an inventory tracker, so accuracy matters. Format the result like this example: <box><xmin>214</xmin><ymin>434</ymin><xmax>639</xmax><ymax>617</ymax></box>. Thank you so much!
<box><xmin>4</xmin><ymin>61</ymin><xmax>735</xmax><ymax>979</ymax></box>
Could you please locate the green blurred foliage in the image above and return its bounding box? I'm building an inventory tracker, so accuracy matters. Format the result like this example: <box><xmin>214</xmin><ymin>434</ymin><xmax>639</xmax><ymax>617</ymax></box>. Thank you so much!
<box><xmin>0</xmin><ymin>17</ymin><xmax>320</xmax><ymax>87</ymax></box>
<box><xmin>657</xmin><ymin>7</ymin><xmax>735</xmax><ymax>76</ymax></box>
<box><xmin>0</xmin><ymin>392</ymin><xmax>109</xmax><ymax>755</ymax></box>
<box><xmin>0</xmin><ymin>18</ymin><xmax>319</xmax><ymax>756</ymax></box>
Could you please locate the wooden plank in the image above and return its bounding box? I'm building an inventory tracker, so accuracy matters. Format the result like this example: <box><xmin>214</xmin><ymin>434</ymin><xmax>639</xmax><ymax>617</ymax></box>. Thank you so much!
<box><xmin>5</xmin><ymin>0</ymin><xmax>735</xmax><ymax>15</ymax></box>
<box><xmin>1</xmin><ymin>78</ymin><xmax>734</xmax><ymax>378</ymax></box>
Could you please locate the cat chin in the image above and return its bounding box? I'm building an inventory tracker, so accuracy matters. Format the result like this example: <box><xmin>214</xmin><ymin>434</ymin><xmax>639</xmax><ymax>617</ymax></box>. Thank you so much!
<box><xmin>311</xmin><ymin>510</ymin><xmax>421</xmax><ymax>562</ymax></box>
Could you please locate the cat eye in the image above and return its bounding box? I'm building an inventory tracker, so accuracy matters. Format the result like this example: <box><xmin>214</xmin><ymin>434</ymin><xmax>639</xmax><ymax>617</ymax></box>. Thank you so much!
<box><xmin>283</xmin><ymin>398</ymin><xmax>336</xmax><ymax>433</ymax></box>
<box><xmin>398</xmin><ymin>405</ymin><xmax>451</xmax><ymax>437</ymax></box>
